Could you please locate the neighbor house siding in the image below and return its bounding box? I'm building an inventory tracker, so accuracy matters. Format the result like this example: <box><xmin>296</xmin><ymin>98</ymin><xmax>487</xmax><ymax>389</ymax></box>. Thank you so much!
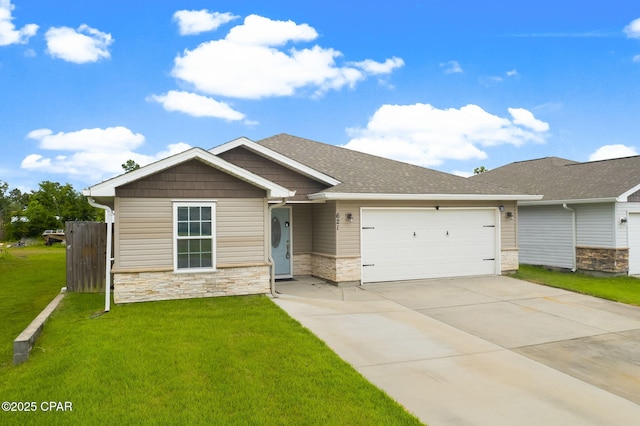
<box><xmin>518</xmin><ymin>205</ymin><xmax>574</xmax><ymax>269</ymax></box>
<box><xmin>628</xmin><ymin>189</ymin><xmax>640</xmax><ymax>202</ymax></box>
<box><xmin>114</xmin><ymin>197</ymin><xmax>266</xmax><ymax>271</ymax></box>
<box><xmin>615</xmin><ymin>202</ymin><xmax>640</xmax><ymax>247</ymax></box>
<box><xmin>575</xmin><ymin>203</ymin><xmax>615</xmax><ymax>247</ymax></box>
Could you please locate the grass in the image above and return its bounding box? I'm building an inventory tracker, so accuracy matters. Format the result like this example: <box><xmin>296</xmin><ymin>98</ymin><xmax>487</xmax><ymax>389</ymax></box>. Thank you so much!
<box><xmin>513</xmin><ymin>264</ymin><xmax>640</xmax><ymax>306</ymax></box>
<box><xmin>0</xmin><ymin>248</ymin><xmax>422</xmax><ymax>426</ymax></box>
<box><xmin>0</xmin><ymin>245</ymin><xmax>66</xmax><ymax>366</ymax></box>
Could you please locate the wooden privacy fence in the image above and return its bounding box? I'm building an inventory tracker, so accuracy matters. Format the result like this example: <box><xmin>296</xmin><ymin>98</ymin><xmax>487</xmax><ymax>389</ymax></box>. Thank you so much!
<box><xmin>66</xmin><ymin>221</ymin><xmax>108</xmax><ymax>292</ymax></box>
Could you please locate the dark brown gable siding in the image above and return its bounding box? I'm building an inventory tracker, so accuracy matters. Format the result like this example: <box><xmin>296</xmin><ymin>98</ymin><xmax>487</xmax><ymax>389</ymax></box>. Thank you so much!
<box><xmin>116</xmin><ymin>159</ymin><xmax>266</xmax><ymax>198</ymax></box>
<box><xmin>218</xmin><ymin>146</ymin><xmax>329</xmax><ymax>201</ymax></box>
<box><xmin>628</xmin><ymin>189</ymin><xmax>640</xmax><ymax>202</ymax></box>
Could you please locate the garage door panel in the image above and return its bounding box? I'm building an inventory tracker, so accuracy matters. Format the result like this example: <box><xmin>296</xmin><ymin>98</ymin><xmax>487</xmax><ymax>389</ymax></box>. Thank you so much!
<box><xmin>362</xmin><ymin>208</ymin><xmax>497</xmax><ymax>283</ymax></box>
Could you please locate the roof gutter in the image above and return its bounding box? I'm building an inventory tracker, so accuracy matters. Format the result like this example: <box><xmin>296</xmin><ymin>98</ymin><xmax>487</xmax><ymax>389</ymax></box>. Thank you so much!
<box><xmin>307</xmin><ymin>192</ymin><xmax>543</xmax><ymax>201</ymax></box>
<box><xmin>562</xmin><ymin>203</ymin><xmax>577</xmax><ymax>272</ymax></box>
<box><xmin>520</xmin><ymin>197</ymin><xmax>618</xmax><ymax>206</ymax></box>
<box><xmin>86</xmin><ymin>197</ymin><xmax>114</xmax><ymax>312</ymax></box>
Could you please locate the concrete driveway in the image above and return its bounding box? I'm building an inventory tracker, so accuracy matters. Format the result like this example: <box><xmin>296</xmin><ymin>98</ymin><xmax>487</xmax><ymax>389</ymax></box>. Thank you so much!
<box><xmin>273</xmin><ymin>276</ymin><xmax>640</xmax><ymax>426</ymax></box>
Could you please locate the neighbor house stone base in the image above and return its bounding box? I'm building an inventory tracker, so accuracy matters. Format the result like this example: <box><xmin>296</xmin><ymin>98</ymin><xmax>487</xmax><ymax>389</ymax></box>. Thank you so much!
<box><xmin>311</xmin><ymin>253</ymin><xmax>361</xmax><ymax>286</ymax></box>
<box><xmin>113</xmin><ymin>264</ymin><xmax>270</xmax><ymax>304</ymax></box>
<box><xmin>576</xmin><ymin>247</ymin><xmax>629</xmax><ymax>274</ymax></box>
<box><xmin>501</xmin><ymin>249</ymin><xmax>519</xmax><ymax>273</ymax></box>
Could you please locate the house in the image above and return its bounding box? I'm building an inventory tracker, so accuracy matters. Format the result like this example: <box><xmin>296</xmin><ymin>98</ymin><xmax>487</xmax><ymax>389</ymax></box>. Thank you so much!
<box><xmin>472</xmin><ymin>156</ymin><xmax>640</xmax><ymax>275</ymax></box>
<box><xmin>83</xmin><ymin>134</ymin><xmax>540</xmax><ymax>303</ymax></box>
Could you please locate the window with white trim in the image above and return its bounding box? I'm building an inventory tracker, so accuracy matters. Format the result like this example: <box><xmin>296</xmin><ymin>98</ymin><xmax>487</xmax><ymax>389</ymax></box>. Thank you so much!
<box><xmin>173</xmin><ymin>202</ymin><xmax>215</xmax><ymax>272</ymax></box>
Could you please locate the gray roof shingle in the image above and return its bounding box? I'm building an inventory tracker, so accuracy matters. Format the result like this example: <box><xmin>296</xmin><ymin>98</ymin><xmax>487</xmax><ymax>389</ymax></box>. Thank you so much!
<box><xmin>472</xmin><ymin>155</ymin><xmax>640</xmax><ymax>201</ymax></box>
<box><xmin>256</xmin><ymin>133</ymin><xmax>525</xmax><ymax>196</ymax></box>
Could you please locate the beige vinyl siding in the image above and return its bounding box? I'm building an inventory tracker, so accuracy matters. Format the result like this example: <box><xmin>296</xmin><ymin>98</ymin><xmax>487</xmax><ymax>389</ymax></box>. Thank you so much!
<box><xmin>217</xmin><ymin>198</ymin><xmax>266</xmax><ymax>264</ymax></box>
<box><xmin>499</xmin><ymin>201</ymin><xmax>518</xmax><ymax>249</ymax></box>
<box><xmin>116</xmin><ymin>198</ymin><xmax>173</xmax><ymax>270</ymax></box>
<box><xmin>335</xmin><ymin>200</ymin><xmax>514</xmax><ymax>256</ymax></box>
<box><xmin>336</xmin><ymin>201</ymin><xmax>362</xmax><ymax>256</ymax></box>
<box><xmin>292</xmin><ymin>204</ymin><xmax>312</xmax><ymax>254</ymax></box>
<box><xmin>115</xmin><ymin>197</ymin><xmax>266</xmax><ymax>271</ymax></box>
<box><xmin>311</xmin><ymin>201</ymin><xmax>337</xmax><ymax>255</ymax></box>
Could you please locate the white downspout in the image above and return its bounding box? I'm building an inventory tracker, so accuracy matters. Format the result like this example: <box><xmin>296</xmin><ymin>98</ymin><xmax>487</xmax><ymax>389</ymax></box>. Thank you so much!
<box><xmin>87</xmin><ymin>198</ymin><xmax>114</xmax><ymax>312</ymax></box>
<box><xmin>268</xmin><ymin>199</ymin><xmax>288</xmax><ymax>298</ymax></box>
<box><xmin>563</xmin><ymin>203</ymin><xmax>577</xmax><ymax>272</ymax></box>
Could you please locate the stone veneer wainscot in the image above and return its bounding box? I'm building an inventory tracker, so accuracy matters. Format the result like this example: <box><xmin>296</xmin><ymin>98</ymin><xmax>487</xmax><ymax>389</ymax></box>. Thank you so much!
<box><xmin>576</xmin><ymin>247</ymin><xmax>629</xmax><ymax>274</ymax></box>
<box><xmin>113</xmin><ymin>264</ymin><xmax>270</xmax><ymax>303</ymax></box>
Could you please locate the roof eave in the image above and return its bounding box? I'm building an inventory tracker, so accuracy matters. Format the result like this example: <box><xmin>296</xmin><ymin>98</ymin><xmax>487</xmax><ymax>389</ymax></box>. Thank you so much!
<box><xmin>520</xmin><ymin>197</ymin><xmax>618</xmax><ymax>206</ymax></box>
<box><xmin>307</xmin><ymin>192</ymin><xmax>543</xmax><ymax>201</ymax></box>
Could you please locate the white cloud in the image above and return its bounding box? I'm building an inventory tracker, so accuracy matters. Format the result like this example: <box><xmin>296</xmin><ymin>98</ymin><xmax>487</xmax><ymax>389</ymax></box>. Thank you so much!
<box><xmin>45</xmin><ymin>24</ymin><xmax>113</xmax><ymax>63</ymax></box>
<box><xmin>440</xmin><ymin>60</ymin><xmax>463</xmax><ymax>74</ymax></box>
<box><xmin>0</xmin><ymin>0</ymin><xmax>38</xmax><ymax>46</ymax></box>
<box><xmin>344</xmin><ymin>103</ymin><xmax>550</xmax><ymax>167</ymax></box>
<box><xmin>226</xmin><ymin>14</ymin><xmax>317</xmax><ymax>46</ymax></box>
<box><xmin>588</xmin><ymin>144</ymin><xmax>638</xmax><ymax>161</ymax></box>
<box><xmin>171</xmin><ymin>14</ymin><xmax>403</xmax><ymax>100</ymax></box>
<box><xmin>508</xmin><ymin>107</ymin><xmax>549</xmax><ymax>132</ymax></box>
<box><xmin>506</xmin><ymin>69</ymin><xmax>518</xmax><ymax>77</ymax></box>
<box><xmin>148</xmin><ymin>90</ymin><xmax>245</xmax><ymax>121</ymax></box>
<box><xmin>21</xmin><ymin>127</ymin><xmax>191</xmax><ymax>183</ymax></box>
<box><xmin>633</xmin><ymin>54</ymin><xmax>640</xmax><ymax>63</ymax></box>
<box><xmin>27</xmin><ymin>127</ymin><xmax>144</xmax><ymax>151</ymax></box>
<box><xmin>624</xmin><ymin>18</ymin><xmax>640</xmax><ymax>39</ymax></box>
<box><xmin>452</xmin><ymin>170</ymin><xmax>474</xmax><ymax>178</ymax></box>
<box><xmin>353</xmin><ymin>57</ymin><xmax>404</xmax><ymax>74</ymax></box>
<box><xmin>173</xmin><ymin>10</ymin><xmax>237</xmax><ymax>36</ymax></box>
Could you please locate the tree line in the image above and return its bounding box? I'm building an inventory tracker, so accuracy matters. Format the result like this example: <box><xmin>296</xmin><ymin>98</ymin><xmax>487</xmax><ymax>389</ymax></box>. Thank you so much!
<box><xmin>0</xmin><ymin>180</ymin><xmax>102</xmax><ymax>241</ymax></box>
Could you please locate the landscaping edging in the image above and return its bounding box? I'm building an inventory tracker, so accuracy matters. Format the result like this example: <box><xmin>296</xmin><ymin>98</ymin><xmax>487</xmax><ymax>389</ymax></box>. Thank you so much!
<box><xmin>13</xmin><ymin>290</ymin><xmax>66</xmax><ymax>365</ymax></box>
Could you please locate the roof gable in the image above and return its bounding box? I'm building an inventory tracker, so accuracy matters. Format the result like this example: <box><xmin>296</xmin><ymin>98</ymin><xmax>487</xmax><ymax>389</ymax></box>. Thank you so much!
<box><xmin>216</xmin><ymin>146</ymin><xmax>330</xmax><ymax>201</ymax></box>
<box><xmin>83</xmin><ymin>147</ymin><xmax>295</xmax><ymax>199</ymax></box>
<box><xmin>210</xmin><ymin>137</ymin><xmax>340</xmax><ymax>186</ymax></box>
<box><xmin>116</xmin><ymin>159</ymin><xmax>266</xmax><ymax>199</ymax></box>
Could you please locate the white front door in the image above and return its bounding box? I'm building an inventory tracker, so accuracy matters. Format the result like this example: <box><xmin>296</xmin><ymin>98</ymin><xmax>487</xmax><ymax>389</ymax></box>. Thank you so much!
<box><xmin>271</xmin><ymin>207</ymin><xmax>292</xmax><ymax>278</ymax></box>
<box><xmin>629</xmin><ymin>213</ymin><xmax>640</xmax><ymax>275</ymax></box>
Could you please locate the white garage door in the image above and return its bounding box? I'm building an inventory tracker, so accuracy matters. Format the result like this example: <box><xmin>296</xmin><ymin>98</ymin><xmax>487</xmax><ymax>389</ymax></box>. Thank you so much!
<box><xmin>361</xmin><ymin>208</ymin><xmax>498</xmax><ymax>283</ymax></box>
<box><xmin>629</xmin><ymin>213</ymin><xmax>640</xmax><ymax>275</ymax></box>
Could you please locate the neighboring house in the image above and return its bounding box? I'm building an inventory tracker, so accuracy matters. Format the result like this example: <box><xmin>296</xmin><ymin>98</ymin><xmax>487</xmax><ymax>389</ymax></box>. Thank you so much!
<box><xmin>83</xmin><ymin>134</ymin><xmax>539</xmax><ymax>303</ymax></box>
<box><xmin>472</xmin><ymin>156</ymin><xmax>640</xmax><ymax>275</ymax></box>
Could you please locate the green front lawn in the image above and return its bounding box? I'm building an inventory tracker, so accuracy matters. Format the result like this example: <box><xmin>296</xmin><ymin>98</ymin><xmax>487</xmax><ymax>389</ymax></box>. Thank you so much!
<box><xmin>514</xmin><ymin>264</ymin><xmax>640</xmax><ymax>306</ymax></box>
<box><xmin>1</xmin><ymin>292</ymin><xmax>422</xmax><ymax>425</ymax></box>
<box><xmin>0</xmin><ymin>245</ymin><xmax>66</xmax><ymax>366</ymax></box>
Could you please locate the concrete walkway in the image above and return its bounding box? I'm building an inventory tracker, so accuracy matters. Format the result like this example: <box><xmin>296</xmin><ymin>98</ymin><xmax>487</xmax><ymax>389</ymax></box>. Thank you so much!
<box><xmin>273</xmin><ymin>276</ymin><xmax>640</xmax><ymax>426</ymax></box>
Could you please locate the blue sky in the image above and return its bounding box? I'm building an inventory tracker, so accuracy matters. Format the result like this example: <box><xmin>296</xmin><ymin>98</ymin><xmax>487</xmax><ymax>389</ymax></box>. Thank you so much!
<box><xmin>2</xmin><ymin>0</ymin><xmax>640</xmax><ymax>192</ymax></box>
